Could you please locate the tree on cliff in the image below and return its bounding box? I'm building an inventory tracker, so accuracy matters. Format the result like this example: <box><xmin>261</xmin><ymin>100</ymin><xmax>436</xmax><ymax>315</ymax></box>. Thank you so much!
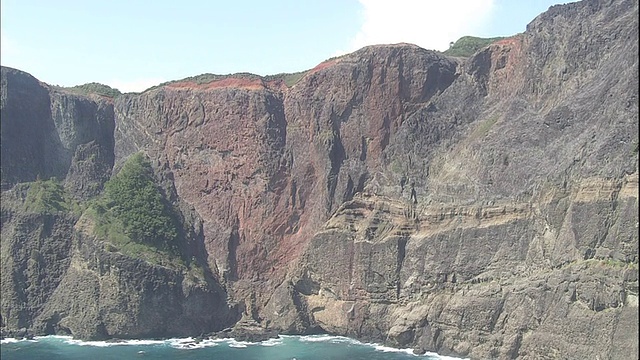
<box><xmin>100</xmin><ymin>152</ymin><xmax>178</xmax><ymax>251</ymax></box>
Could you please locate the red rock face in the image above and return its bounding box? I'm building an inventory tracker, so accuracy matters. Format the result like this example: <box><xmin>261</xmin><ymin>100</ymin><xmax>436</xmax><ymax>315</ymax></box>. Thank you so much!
<box><xmin>115</xmin><ymin>82</ymin><xmax>305</xmax><ymax>311</ymax></box>
<box><xmin>112</xmin><ymin>44</ymin><xmax>460</xmax><ymax>309</ymax></box>
<box><xmin>103</xmin><ymin>1</ymin><xmax>638</xmax><ymax>357</ymax></box>
<box><xmin>2</xmin><ymin>1</ymin><xmax>637</xmax><ymax>354</ymax></box>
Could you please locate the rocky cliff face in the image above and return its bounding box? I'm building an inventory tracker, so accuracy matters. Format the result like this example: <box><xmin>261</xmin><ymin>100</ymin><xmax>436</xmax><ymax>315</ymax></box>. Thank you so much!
<box><xmin>1</xmin><ymin>0</ymin><xmax>638</xmax><ymax>358</ymax></box>
<box><xmin>0</xmin><ymin>69</ymin><xmax>237</xmax><ymax>340</ymax></box>
<box><xmin>0</xmin><ymin>68</ymin><xmax>115</xmax><ymax>198</ymax></box>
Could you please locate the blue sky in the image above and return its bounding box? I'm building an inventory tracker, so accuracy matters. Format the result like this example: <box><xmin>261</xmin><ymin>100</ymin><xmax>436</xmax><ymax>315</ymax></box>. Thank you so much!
<box><xmin>1</xmin><ymin>0</ymin><xmax>568</xmax><ymax>92</ymax></box>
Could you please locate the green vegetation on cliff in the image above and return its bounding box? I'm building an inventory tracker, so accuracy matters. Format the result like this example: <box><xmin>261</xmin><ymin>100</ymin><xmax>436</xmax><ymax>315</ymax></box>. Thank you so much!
<box><xmin>443</xmin><ymin>36</ymin><xmax>506</xmax><ymax>57</ymax></box>
<box><xmin>63</xmin><ymin>82</ymin><xmax>122</xmax><ymax>98</ymax></box>
<box><xmin>90</xmin><ymin>153</ymin><xmax>181</xmax><ymax>264</ymax></box>
<box><xmin>147</xmin><ymin>70</ymin><xmax>308</xmax><ymax>92</ymax></box>
<box><xmin>23</xmin><ymin>178</ymin><xmax>74</xmax><ymax>214</ymax></box>
<box><xmin>265</xmin><ymin>71</ymin><xmax>308</xmax><ymax>87</ymax></box>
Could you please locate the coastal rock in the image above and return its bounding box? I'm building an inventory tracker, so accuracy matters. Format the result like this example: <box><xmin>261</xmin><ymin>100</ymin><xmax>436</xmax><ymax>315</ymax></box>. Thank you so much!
<box><xmin>0</xmin><ymin>0</ymin><xmax>637</xmax><ymax>358</ymax></box>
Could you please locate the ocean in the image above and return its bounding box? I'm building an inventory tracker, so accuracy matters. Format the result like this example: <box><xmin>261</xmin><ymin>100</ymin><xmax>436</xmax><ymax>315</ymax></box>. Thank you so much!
<box><xmin>1</xmin><ymin>334</ymin><xmax>466</xmax><ymax>360</ymax></box>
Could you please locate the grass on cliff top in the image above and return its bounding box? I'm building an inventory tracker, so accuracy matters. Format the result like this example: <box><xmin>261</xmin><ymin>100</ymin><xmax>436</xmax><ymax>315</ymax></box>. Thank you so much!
<box><xmin>443</xmin><ymin>36</ymin><xmax>506</xmax><ymax>57</ymax></box>
<box><xmin>87</xmin><ymin>153</ymin><xmax>185</xmax><ymax>268</ymax></box>
<box><xmin>268</xmin><ymin>71</ymin><xmax>308</xmax><ymax>87</ymax></box>
<box><xmin>146</xmin><ymin>70</ymin><xmax>308</xmax><ymax>92</ymax></box>
<box><xmin>61</xmin><ymin>82</ymin><xmax>122</xmax><ymax>98</ymax></box>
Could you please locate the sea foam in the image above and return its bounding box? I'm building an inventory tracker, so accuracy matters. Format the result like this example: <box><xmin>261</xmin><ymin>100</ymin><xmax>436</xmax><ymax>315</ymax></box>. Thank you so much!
<box><xmin>64</xmin><ymin>338</ymin><xmax>166</xmax><ymax>347</ymax></box>
<box><xmin>0</xmin><ymin>338</ymin><xmax>21</xmax><ymax>344</ymax></box>
<box><xmin>2</xmin><ymin>334</ymin><xmax>467</xmax><ymax>358</ymax></box>
<box><xmin>290</xmin><ymin>334</ymin><xmax>468</xmax><ymax>359</ymax></box>
<box><xmin>166</xmin><ymin>337</ymin><xmax>221</xmax><ymax>349</ymax></box>
<box><xmin>294</xmin><ymin>334</ymin><xmax>361</xmax><ymax>344</ymax></box>
<box><xmin>260</xmin><ymin>337</ymin><xmax>283</xmax><ymax>346</ymax></box>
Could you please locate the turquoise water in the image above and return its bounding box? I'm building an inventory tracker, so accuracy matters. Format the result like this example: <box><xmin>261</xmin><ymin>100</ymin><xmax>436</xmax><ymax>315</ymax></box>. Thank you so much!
<box><xmin>1</xmin><ymin>334</ymin><xmax>465</xmax><ymax>360</ymax></box>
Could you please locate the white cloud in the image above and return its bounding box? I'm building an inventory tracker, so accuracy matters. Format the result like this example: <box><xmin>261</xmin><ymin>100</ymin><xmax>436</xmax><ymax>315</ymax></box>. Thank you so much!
<box><xmin>0</xmin><ymin>30</ymin><xmax>20</xmax><ymax>64</ymax></box>
<box><xmin>105</xmin><ymin>78</ymin><xmax>165</xmax><ymax>93</ymax></box>
<box><xmin>347</xmin><ymin>0</ymin><xmax>495</xmax><ymax>53</ymax></box>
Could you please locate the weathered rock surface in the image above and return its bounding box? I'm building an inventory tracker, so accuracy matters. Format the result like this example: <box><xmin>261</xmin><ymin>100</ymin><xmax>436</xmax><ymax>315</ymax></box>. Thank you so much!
<box><xmin>1</xmin><ymin>0</ymin><xmax>638</xmax><ymax>358</ymax></box>
<box><xmin>0</xmin><ymin>68</ymin><xmax>115</xmax><ymax>198</ymax></box>
<box><xmin>0</xmin><ymin>68</ymin><xmax>239</xmax><ymax>340</ymax></box>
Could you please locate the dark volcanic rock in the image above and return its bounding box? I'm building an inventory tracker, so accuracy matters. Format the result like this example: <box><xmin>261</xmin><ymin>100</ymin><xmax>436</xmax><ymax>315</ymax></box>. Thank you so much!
<box><xmin>32</xmin><ymin>227</ymin><xmax>235</xmax><ymax>340</ymax></box>
<box><xmin>211</xmin><ymin>318</ymin><xmax>279</xmax><ymax>342</ymax></box>
<box><xmin>0</xmin><ymin>0</ymin><xmax>637</xmax><ymax>359</ymax></box>
<box><xmin>1</xmin><ymin>67</ymin><xmax>115</xmax><ymax>198</ymax></box>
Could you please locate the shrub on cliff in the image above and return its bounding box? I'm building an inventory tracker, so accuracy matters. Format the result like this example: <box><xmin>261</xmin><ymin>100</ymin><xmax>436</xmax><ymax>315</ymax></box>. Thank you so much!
<box><xmin>98</xmin><ymin>153</ymin><xmax>178</xmax><ymax>251</ymax></box>
<box><xmin>65</xmin><ymin>82</ymin><xmax>122</xmax><ymax>98</ymax></box>
<box><xmin>24</xmin><ymin>177</ymin><xmax>70</xmax><ymax>214</ymax></box>
<box><xmin>443</xmin><ymin>36</ymin><xmax>505</xmax><ymax>57</ymax></box>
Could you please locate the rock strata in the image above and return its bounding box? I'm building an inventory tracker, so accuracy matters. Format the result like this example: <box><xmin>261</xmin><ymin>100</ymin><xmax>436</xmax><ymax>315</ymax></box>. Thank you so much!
<box><xmin>1</xmin><ymin>0</ymin><xmax>638</xmax><ymax>358</ymax></box>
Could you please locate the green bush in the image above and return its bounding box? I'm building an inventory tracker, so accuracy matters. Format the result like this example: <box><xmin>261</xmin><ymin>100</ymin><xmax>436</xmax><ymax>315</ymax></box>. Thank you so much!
<box><xmin>24</xmin><ymin>178</ymin><xmax>70</xmax><ymax>214</ymax></box>
<box><xmin>100</xmin><ymin>153</ymin><xmax>178</xmax><ymax>251</ymax></box>
<box><xmin>63</xmin><ymin>82</ymin><xmax>122</xmax><ymax>98</ymax></box>
<box><xmin>443</xmin><ymin>36</ymin><xmax>506</xmax><ymax>57</ymax></box>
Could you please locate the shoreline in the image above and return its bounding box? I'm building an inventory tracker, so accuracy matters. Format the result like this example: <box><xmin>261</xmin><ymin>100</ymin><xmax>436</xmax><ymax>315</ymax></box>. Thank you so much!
<box><xmin>0</xmin><ymin>334</ymin><xmax>468</xmax><ymax>359</ymax></box>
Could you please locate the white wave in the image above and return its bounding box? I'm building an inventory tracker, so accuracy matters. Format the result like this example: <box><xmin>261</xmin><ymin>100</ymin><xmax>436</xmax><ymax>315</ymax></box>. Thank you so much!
<box><xmin>167</xmin><ymin>337</ymin><xmax>195</xmax><ymax>346</ymax></box>
<box><xmin>366</xmin><ymin>341</ymin><xmax>468</xmax><ymax>359</ymax></box>
<box><xmin>6</xmin><ymin>333</ymin><xmax>466</xmax><ymax>358</ymax></box>
<box><xmin>167</xmin><ymin>337</ymin><xmax>220</xmax><ymax>349</ymax></box>
<box><xmin>0</xmin><ymin>338</ymin><xmax>21</xmax><ymax>344</ymax></box>
<box><xmin>1</xmin><ymin>336</ymin><xmax>43</xmax><ymax>344</ymax></box>
<box><xmin>260</xmin><ymin>337</ymin><xmax>283</xmax><ymax>346</ymax></box>
<box><xmin>210</xmin><ymin>337</ymin><xmax>233</xmax><ymax>342</ymax></box>
<box><xmin>295</xmin><ymin>335</ymin><xmax>466</xmax><ymax>358</ymax></box>
<box><xmin>228</xmin><ymin>343</ymin><xmax>247</xmax><ymax>348</ymax></box>
<box><xmin>369</xmin><ymin>343</ymin><xmax>416</xmax><ymax>355</ymax></box>
<box><xmin>170</xmin><ymin>342</ymin><xmax>200</xmax><ymax>349</ymax></box>
<box><xmin>197</xmin><ymin>339</ymin><xmax>222</xmax><ymax>348</ymax></box>
<box><xmin>297</xmin><ymin>334</ymin><xmax>359</xmax><ymax>344</ymax></box>
<box><xmin>63</xmin><ymin>339</ymin><xmax>114</xmax><ymax>347</ymax></box>
<box><xmin>34</xmin><ymin>335</ymin><xmax>73</xmax><ymax>341</ymax></box>
<box><xmin>64</xmin><ymin>338</ymin><xmax>165</xmax><ymax>347</ymax></box>
<box><xmin>227</xmin><ymin>339</ymin><xmax>253</xmax><ymax>348</ymax></box>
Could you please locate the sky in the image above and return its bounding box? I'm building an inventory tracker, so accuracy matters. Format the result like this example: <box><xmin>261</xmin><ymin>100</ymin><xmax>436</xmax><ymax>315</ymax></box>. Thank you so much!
<box><xmin>1</xmin><ymin>0</ymin><xmax>569</xmax><ymax>93</ymax></box>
